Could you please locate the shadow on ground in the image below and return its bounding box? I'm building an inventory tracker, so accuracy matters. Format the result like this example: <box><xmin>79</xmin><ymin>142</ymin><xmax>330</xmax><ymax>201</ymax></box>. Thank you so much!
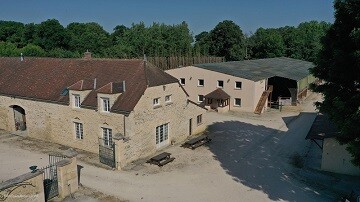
<box><xmin>206</xmin><ymin>115</ymin><xmax>329</xmax><ymax>201</ymax></box>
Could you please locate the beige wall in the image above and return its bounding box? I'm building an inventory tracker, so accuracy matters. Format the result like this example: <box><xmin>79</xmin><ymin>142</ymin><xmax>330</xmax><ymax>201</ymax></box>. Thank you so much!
<box><xmin>0</xmin><ymin>170</ymin><xmax>45</xmax><ymax>202</ymax></box>
<box><xmin>0</xmin><ymin>95</ymin><xmax>125</xmax><ymax>154</ymax></box>
<box><xmin>120</xmin><ymin>82</ymin><xmax>207</xmax><ymax>164</ymax></box>
<box><xmin>321</xmin><ymin>138</ymin><xmax>360</xmax><ymax>176</ymax></box>
<box><xmin>0</xmin><ymin>82</ymin><xmax>207</xmax><ymax>169</ymax></box>
<box><xmin>166</xmin><ymin>66</ymin><xmax>266</xmax><ymax>112</ymax></box>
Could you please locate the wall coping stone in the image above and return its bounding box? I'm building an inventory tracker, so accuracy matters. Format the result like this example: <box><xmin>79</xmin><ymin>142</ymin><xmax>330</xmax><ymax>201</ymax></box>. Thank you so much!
<box><xmin>56</xmin><ymin>159</ymin><xmax>72</xmax><ymax>167</ymax></box>
<box><xmin>62</xmin><ymin>148</ymin><xmax>78</xmax><ymax>158</ymax></box>
<box><xmin>0</xmin><ymin>170</ymin><xmax>43</xmax><ymax>191</ymax></box>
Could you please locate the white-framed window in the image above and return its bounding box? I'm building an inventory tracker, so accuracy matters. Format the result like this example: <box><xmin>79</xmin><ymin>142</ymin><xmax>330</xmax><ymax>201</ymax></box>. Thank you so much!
<box><xmin>156</xmin><ymin>123</ymin><xmax>169</xmax><ymax>146</ymax></box>
<box><xmin>234</xmin><ymin>98</ymin><xmax>242</xmax><ymax>107</ymax></box>
<box><xmin>102</xmin><ymin>98</ymin><xmax>110</xmax><ymax>112</ymax></box>
<box><xmin>153</xmin><ymin>98</ymin><xmax>160</xmax><ymax>106</ymax></box>
<box><xmin>73</xmin><ymin>94</ymin><xmax>81</xmax><ymax>108</ymax></box>
<box><xmin>217</xmin><ymin>80</ymin><xmax>224</xmax><ymax>88</ymax></box>
<box><xmin>197</xmin><ymin>114</ymin><xmax>202</xmax><ymax>125</ymax></box>
<box><xmin>74</xmin><ymin>122</ymin><xmax>83</xmax><ymax>139</ymax></box>
<box><xmin>165</xmin><ymin>95</ymin><xmax>171</xmax><ymax>103</ymax></box>
<box><xmin>235</xmin><ymin>81</ymin><xmax>242</xmax><ymax>89</ymax></box>
<box><xmin>198</xmin><ymin>79</ymin><xmax>204</xmax><ymax>87</ymax></box>
<box><xmin>102</xmin><ymin>127</ymin><xmax>113</xmax><ymax>146</ymax></box>
<box><xmin>198</xmin><ymin>95</ymin><xmax>204</xmax><ymax>102</ymax></box>
<box><xmin>180</xmin><ymin>78</ymin><xmax>185</xmax><ymax>85</ymax></box>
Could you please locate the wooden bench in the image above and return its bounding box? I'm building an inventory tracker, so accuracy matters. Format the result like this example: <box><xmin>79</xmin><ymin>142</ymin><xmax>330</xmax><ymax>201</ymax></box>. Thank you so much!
<box><xmin>182</xmin><ymin>134</ymin><xmax>212</xmax><ymax>150</ymax></box>
<box><xmin>147</xmin><ymin>152</ymin><xmax>175</xmax><ymax>167</ymax></box>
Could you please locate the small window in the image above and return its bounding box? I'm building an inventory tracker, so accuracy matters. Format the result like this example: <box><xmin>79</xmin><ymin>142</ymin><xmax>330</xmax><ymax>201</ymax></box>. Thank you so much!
<box><xmin>234</xmin><ymin>98</ymin><xmax>242</xmax><ymax>107</ymax></box>
<box><xmin>198</xmin><ymin>79</ymin><xmax>204</xmax><ymax>86</ymax></box>
<box><xmin>165</xmin><ymin>95</ymin><xmax>171</xmax><ymax>103</ymax></box>
<box><xmin>197</xmin><ymin>114</ymin><xmax>202</xmax><ymax>125</ymax></box>
<box><xmin>102</xmin><ymin>127</ymin><xmax>113</xmax><ymax>146</ymax></box>
<box><xmin>74</xmin><ymin>122</ymin><xmax>83</xmax><ymax>139</ymax></box>
<box><xmin>198</xmin><ymin>95</ymin><xmax>204</xmax><ymax>102</ymax></box>
<box><xmin>235</xmin><ymin>81</ymin><xmax>242</xmax><ymax>89</ymax></box>
<box><xmin>102</xmin><ymin>98</ymin><xmax>110</xmax><ymax>112</ymax></box>
<box><xmin>73</xmin><ymin>94</ymin><xmax>81</xmax><ymax>108</ymax></box>
<box><xmin>217</xmin><ymin>80</ymin><xmax>224</xmax><ymax>88</ymax></box>
<box><xmin>153</xmin><ymin>98</ymin><xmax>160</xmax><ymax>106</ymax></box>
<box><xmin>180</xmin><ymin>78</ymin><xmax>185</xmax><ymax>85</ymax></box>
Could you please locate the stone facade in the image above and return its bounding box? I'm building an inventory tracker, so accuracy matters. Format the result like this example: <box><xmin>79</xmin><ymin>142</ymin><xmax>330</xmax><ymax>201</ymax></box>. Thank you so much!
<box><xmin>0</xmin><ymin>82</ymin><xmax>207</xmax><ymax>169</ymax></box>
<box><xmin>0</xmin><ymin>170</ymin><xmax>44</xmax><ymax>202</ymax></box>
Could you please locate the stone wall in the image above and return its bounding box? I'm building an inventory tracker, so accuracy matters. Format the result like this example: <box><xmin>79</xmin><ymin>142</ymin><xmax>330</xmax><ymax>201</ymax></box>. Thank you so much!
<box><xmin>118</xmin><ymin>82</ymin><xmax>207</xmax><ymax>165</ymax></box>
<box><xmin>56</xmin><ymin>152</ymin><xmax>78</xmax><ymax>198</ymax></box>
<box><xmin>0</xmin><ymin>82</ymin><xmax>207</xmax><ymax>169</ymax></box>
<box><xmin>0</xmin><ymin>96</ymin><xmax>125</xmax><ymax>154</ymax></box>
<box><xmin>0</xmin><ymin>170</ymin><xmax>45</xmax><ymax>202</ymax></box>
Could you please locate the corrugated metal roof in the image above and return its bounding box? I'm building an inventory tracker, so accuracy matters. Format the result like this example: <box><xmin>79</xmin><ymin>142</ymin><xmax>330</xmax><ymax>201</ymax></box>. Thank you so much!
<box><xmin>194</xmin><ymin>57</ymin><xmax>314</xmax><ymax>81</ymax></box>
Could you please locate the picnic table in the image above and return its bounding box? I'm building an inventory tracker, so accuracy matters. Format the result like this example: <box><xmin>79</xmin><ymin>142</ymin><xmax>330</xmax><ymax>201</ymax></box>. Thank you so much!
<box><xmin>182</xmin><ymin>134</ymin><xmax>211</xmax><ymax>149</ymax></box>
<box><xmin>147</xmin><ymin>152</ymin><xmax>175</xmax><ymax>166</ymax></box>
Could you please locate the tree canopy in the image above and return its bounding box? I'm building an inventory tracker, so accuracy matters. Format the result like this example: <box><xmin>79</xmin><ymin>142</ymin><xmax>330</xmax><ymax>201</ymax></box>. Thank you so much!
<box><xmin>310</xmin><ymin>0</ymin><xmax>360</xmax><ymax>166</ymax></box>
<box><xmin>0</xmin><ymin>18</ymin><xmax>330</xmax><ymax>62</ymax></box>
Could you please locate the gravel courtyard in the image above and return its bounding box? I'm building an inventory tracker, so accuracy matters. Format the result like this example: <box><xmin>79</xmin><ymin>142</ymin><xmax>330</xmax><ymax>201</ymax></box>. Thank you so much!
<box><xmin>1</xmin><ymin>92</ymin><xmax>358</xmax><ymax>201</ymax></box>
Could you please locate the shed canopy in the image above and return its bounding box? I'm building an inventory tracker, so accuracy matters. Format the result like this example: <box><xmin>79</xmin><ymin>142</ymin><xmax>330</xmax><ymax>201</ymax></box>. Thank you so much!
<box><xmin>305</xmin><ymin>113</ymin><xmax>340</xmax><ymax>140</ymax></box>
<box><xmin>195</xmin><ymin>57</ymin><xmax>314</xmax><ymax>82</ymax></box>
<box><xmin>205</xmin><ymin>88</ymin><xmax>230</xmax><ymax>100</ymax></box>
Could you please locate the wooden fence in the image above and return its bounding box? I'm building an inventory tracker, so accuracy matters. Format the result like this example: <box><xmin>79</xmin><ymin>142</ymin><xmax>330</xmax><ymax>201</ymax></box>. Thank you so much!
<box><xmin>139</xmin><ymin>56</ymin><xmax>225</xmax><ymax>70</ymax></box>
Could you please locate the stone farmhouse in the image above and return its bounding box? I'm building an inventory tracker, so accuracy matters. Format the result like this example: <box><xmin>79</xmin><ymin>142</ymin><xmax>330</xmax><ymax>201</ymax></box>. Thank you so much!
<box><xmin>0</xmin><ymin>55</ymin><xmax>207</xmax><ymax>169</ymax></box>
<box><xmin>166</xmin><ymin>57</ymin><xmax>316</xmax><ymax>114</ymax></box>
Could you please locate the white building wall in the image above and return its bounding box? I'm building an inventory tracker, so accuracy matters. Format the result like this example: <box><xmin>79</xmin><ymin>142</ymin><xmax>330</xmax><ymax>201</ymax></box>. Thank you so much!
<box><xmin>166</xmin><ymin>66</ymin><xmax>265</xmax><ymax>112</ymax></box>
<box><xmin>321</xmin><ymin>138</ymin><xmax>360</xmax><ymax>176</ymax></box>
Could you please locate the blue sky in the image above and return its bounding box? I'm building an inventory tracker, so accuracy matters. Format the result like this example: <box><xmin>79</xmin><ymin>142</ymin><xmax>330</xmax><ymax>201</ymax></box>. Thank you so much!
<box><xmin>0</xmin><ymin>0</ymin><xmax>334</xmax><ymax>35</ymax></box>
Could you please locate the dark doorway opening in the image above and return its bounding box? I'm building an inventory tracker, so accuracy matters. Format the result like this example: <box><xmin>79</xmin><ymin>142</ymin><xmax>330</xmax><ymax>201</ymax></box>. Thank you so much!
<box><xmin>268</xmin><ymin>76</ymin><xmax>297</xmax><ymax>105</ymax></box>
<box><xmin>11</xmin><ymin>105</ymin><xmax>26</xmax><ymax>131</ymax></box>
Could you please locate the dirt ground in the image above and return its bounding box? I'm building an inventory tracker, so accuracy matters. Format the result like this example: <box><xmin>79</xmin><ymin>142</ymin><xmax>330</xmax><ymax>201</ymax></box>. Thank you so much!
<box><xmin>1</xmin><ymin>92</ymin><xmax>359</xmax><ymax>201</ymax></box>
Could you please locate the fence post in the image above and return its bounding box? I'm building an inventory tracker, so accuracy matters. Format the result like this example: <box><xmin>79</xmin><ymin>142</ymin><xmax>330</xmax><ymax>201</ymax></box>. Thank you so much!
<box><xmin>56</xmin><ymin>149</ymin><xmax>78</xmax><ymax>199</ymax></box>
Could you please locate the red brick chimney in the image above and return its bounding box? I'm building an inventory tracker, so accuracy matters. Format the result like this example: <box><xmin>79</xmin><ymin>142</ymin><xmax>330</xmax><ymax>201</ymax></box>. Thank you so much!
<box><xmin>83</xmin><ymin>50</ymin><xmax>92</xmax><ymax>59</ymax></box>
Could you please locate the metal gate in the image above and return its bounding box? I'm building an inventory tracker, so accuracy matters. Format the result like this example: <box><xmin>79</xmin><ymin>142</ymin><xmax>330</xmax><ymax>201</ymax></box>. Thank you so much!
<box><xmin>99</xmin><ymin>138</ymin><xmax>116</xmax><ymax>168</ymax></box>
<box><xmin>41</xmin><ymin>154</ymin><xmax>66</xmax><ymax>201</ymax></box>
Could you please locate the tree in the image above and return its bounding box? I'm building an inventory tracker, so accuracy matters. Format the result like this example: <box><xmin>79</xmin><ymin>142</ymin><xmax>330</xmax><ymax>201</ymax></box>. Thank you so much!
<box><xmin>209</xmin><ymin>20</ymin><xmax>245</xmax><ymax>61</ymax></box>
<box><xmin>34</xmin><ymin>19</ymin><xmax>69</xmax><ymax>51</ymax></box>
<box><xmin>194</xmin><ymin>31</ymin><xmax>211</xmax><ymax>56</ymax></box>
<box><xmin>67</xmin><ymin>22</ymin><xmax>111</xmax><ymax>55</ymax></box>
<box><xmin>0</xmin><ymin>21</ymin><xmax>24</xmax><ymax>47</ymax></box>
<box><xmin>20</xmin><ymin>44</ymin><xmax>46</xmax><ymax>57</ymax></box>
<box><xmin>310</xmin><ymin>0</ymin><xmax>360</xmax><ymax>167</ymax></box>
<box><xmin>296</xmin><ymin>21</ymin><xmax>330</xmax><ymax>62</ymax></box>
<box><xmin>249</xmin><ymin>28</ymin><xmax>285</xmax><ymax>58</ymax></box>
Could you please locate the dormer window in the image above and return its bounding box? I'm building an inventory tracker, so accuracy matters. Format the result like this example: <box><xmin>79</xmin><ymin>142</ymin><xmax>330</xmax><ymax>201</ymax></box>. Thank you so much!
<box><xmin>102</xmin><ymin>98</ymin><xmax>110</xmax><ymax>112</ymax></box>
<box><xmin>73</xmin><ymin>94</ymin><xmax>81</xmax><ymax>108</ymax></box>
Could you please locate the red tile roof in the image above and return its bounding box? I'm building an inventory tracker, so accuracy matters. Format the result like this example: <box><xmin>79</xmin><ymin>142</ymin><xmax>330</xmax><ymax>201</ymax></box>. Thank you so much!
<box><xmin>68</xmin><ymin>79</ymin><xmax>94</xmax><ymax>91</ymax></box>
<box><xmin>0</xmin><ymin>57</ymin><xmax>178</xmax><ymax>115</ymax></box>
<box><xmin>96</xmin><ymin>82</ymin><xmax>124</xmax><ymax>94</ymax></box>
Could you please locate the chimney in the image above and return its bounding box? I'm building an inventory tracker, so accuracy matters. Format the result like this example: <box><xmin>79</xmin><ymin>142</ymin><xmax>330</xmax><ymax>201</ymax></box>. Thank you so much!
<box><xmin>20</xmin><ymin>53</ymin><xmax>24</xmax><ymax>61</ymax></box>
<box><xmin>84</xmin><ymin>50</ymin><xmax>92</xmax><ymax>59</ymax></box>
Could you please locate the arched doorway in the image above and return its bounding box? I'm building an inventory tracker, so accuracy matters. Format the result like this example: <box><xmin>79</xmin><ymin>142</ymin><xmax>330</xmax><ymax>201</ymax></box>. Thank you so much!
<box><xmin>11</xmin><ymin>105</ymin><xmax>26</xmax><ymax>131</ymax></box>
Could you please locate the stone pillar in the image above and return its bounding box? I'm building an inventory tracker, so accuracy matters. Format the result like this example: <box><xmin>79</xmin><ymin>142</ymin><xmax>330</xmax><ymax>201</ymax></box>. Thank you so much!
<box><xmin>113</xmin><ymin>134</ymin><xmax>128</xmax><ymax>170</ymax></box>
<box><xmin>56</xmin><ymin>149</ymin><xmax>79</xmax><ymax>199</ymax></box>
